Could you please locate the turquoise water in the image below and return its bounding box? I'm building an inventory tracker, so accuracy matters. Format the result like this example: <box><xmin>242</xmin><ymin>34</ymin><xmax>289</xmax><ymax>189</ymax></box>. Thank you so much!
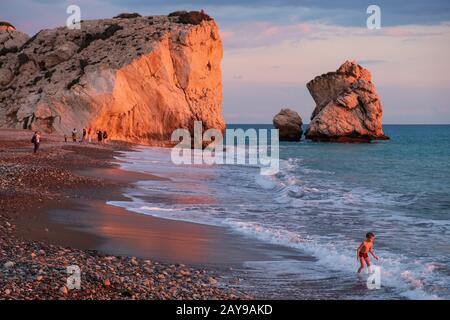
<box><xmin>110</xmin><ymin>125</ymin><xmax>450</xmax><ymax>299</ymax></box>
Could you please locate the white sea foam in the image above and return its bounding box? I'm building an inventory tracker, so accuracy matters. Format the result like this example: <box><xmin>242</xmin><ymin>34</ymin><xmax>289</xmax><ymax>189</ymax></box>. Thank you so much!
<box><xmin>141</xmin><ymin>206</ymin><xmax>178</xmax><ymax>212</ymax></box>
<box><xmin>223</xmin><ymin>219</ymin><xmax>442</xmax><ymax>300</ymax></box>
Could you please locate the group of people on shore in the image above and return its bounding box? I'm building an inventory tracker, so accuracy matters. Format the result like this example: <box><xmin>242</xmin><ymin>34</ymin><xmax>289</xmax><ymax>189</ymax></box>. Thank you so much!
<box><xmin>66</xmin><ymin>127</ymin><xmax>109</xmax><ymax>144</ymax></box>
<box><xmin>32</xmin><ymin>127</ymin><xmax>110</xmax><ymax>154</ymax></box>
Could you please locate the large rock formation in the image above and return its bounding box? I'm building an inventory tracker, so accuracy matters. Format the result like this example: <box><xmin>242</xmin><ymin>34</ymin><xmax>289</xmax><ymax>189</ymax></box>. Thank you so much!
<box><xmin>0</xmin><ymin>12</ymin><xmax>225</xmax><ymax>144</ymax></box>
<box><xmin>305</xmin><ymin>61</ymin><xmax>388</xmax><ymax>142</ymax></box>
<box><xmin>273</xmin><ymin>108</ymin><xmax>303</xmax><ymax>141</ymax></box>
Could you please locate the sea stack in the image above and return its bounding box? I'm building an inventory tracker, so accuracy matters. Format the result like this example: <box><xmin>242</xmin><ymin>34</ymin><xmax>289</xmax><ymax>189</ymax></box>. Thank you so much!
<box><xmin>305</xmin><ymin>61</ymin><xmax>389</xmax><ymax>142</ymax></box>
<box><xmin>0</xmin><ymin>12</ymin><xmax>225</xmax><ymax>144</ymax></box>
<box><xmin>273</xmin><ymin>108</ymin><xmax>303</xmax><ymax>141</ymax></box>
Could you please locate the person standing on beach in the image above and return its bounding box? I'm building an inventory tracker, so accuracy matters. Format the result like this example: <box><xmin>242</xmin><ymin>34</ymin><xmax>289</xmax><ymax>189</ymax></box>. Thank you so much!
<box><xmin>97</xmin><ymin>130</ymin><xmax>103</xmax><ymax>143</ymax></box>
<box><xmin>72</xmin><ymin>128</ymin><xmax>77</xmax><ymax>142</ymax></box>
<box><xmin>82</xmin><ymin>128</ymin><xmax>87</xmax><ymax>143</ymax></box>
<box><xmin>31</xmin><ymin>131</ymin><xmax>40</xmax><ymax>154</ymax></box>
<box><xmin>88</xmin><ymin>127</ymin><xmax>92</xmax><ymax>143</ymax></box>
<box><xmin>103</xmin><ymin>131</ymin><xmax>108</xmax><ymax>144</ymax></box>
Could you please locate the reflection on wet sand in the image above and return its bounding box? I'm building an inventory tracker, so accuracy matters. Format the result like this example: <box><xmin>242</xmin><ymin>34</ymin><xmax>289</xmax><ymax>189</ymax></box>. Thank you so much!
<box><xmin>48</xmin><ymin>200</ymin><xmax>293</xmax><ymax>266</ymax></box>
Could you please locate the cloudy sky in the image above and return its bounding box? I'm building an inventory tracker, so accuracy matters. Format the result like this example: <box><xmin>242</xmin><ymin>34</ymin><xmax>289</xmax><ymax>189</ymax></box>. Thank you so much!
<box><xmin>2</xmin><ymin>0</ymin><xmax>450</xmax><ymax>124</ymax></box>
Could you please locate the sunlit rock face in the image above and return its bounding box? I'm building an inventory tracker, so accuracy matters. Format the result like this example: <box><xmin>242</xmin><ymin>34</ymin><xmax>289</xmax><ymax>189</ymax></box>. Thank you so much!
<box><xmin>305</xmin><ymin>61</ymin><xmax>389</xmax><ymax>142</ymax></box>
<box><xmin>0</xmin><ymin>13</ymin><xmax>225</xmax><ymax>144</ymax></box>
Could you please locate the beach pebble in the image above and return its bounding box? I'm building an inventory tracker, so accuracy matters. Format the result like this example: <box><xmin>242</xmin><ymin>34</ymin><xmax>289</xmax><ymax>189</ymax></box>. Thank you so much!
<box><xmin>179</xmin><ymin>270</ymin><xmax>191</xmax><ymax>277</ymax></box>
<box><xmin>208</xmin><ymin>277</ymin><xmax>218</xmax><ymax>285</ymax></box>
<box><xmin>143</xmin><ymin>279</ymin><xmax>153</xmax><ymax>286</ymax></box>
<box><xmin>103</xmin><ymin>279</ymin><xmax>111</xmax><ymax>287</ymax></box>
<box><xmin>130</xmin><ymin>258</ymin><xmax>138</xmax><ymax>266</ymax></box>
<box><xmin>36</xmin><ymin>275</ymin><xmax>43</xmax><ymax>281</ymax></box>
<box><xmin>4</xmin><ymin>289</ymin><xmax>11</xmax><ymax>295</ymax></box>
<box><xmin>60</xmin><ymin>286</ymin><xmax>68</xmax><ymax>295</ymax></box>
<box><xmin>3</xmin><ymin>261</ymin><xmax>15</xmax><ymax>268</ymax></box>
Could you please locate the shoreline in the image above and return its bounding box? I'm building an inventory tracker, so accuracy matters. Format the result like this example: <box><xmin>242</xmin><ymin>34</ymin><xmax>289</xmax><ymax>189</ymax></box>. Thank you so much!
<box><xmin>0</xmin><ymin>129</ymin><xmax>250</xmax><ymax>299</ymax></box>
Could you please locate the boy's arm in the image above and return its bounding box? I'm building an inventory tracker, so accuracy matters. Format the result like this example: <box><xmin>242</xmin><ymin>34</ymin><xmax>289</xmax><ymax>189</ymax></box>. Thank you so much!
<box><xmin>369</xmin><ymin>248</ymin><xmax>379</xmax><ymax>260</ymax></box>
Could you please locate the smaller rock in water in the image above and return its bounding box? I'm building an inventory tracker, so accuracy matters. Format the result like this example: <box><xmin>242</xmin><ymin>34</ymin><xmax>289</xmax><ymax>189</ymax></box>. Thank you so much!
<box><xmin>273</xmin><ymin>108</ymin><xmax>303</xmax><ymax>141</ymax></box>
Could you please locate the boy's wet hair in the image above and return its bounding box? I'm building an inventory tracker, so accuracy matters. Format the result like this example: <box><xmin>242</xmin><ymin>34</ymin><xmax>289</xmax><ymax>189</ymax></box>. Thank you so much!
<box><xmin>366</xmin><ymin>232</ymin><xmax>375</xmax><ymax>239</ymax></box>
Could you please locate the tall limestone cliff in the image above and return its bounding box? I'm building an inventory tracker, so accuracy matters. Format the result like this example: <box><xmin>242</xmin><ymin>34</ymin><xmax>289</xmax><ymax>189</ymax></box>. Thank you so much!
<box><xmin>0</xmin><ymin>12</ymin><xmax>225</xmax><ymax>144</ymax></box>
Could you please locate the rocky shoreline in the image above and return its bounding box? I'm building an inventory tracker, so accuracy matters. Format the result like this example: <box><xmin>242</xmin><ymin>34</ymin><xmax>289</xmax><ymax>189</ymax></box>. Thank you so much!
<box><xmin>0</xmin><ymin>129</ymin><xmax>249</xmax><ymax>300</ymax></box>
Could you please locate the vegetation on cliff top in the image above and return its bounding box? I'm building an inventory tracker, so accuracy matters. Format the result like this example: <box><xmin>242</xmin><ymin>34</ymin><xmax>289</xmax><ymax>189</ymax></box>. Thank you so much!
<box><xmin>169</xmin><ymin>10</ymin><xmax>213</xmax><ymax>25</ymax></box>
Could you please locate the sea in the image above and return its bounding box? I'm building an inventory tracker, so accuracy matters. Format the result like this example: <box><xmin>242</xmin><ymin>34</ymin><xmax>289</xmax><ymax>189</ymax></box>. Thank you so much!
<box><xmin>108</xmin><ymin>125</ymin><xmax>450</xmax><ymax>300</ymax></box>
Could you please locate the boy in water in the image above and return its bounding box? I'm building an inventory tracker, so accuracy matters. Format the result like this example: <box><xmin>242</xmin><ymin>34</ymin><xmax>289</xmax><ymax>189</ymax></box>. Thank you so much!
<box><xmin>357</xmin><ymin>232</ymin><xmax>379</xmax><ymax>273</ymax></box>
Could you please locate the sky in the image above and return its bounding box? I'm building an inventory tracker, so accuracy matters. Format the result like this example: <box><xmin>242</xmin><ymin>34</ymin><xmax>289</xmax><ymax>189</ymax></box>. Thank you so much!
<box><xmin>2</xmin><ymin>0</ymin><xmax>450</xmax><ymax>124</ymax></box>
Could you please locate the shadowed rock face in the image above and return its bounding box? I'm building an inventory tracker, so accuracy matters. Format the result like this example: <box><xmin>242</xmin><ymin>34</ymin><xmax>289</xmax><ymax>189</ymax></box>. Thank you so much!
<box><xmin>0</xmin><ymin>13</ymin><xmax>225</xmax><ymax>145</ymax></box>
<box><xmin>273</xmin><ymin>108</ymin><xmax>303</xmax><ymax>141</ymax></box>
<box><xmin>305</xmin><ymin>61</ymin><xmax>389</xmax><ymax>142</ymax></box>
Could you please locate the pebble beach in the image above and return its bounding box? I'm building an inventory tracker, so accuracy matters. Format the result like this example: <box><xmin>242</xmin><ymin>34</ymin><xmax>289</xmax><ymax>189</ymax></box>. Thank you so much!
<box><xmin>0</xmin><ymin>129</ymin><xmax>248</xmax><ymax>300</ymax></box>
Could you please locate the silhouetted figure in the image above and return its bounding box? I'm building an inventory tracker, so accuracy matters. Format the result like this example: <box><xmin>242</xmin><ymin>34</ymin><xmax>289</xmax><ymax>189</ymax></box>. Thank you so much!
<box><xmin>97</xmin><ymin>130</ymin><xmax>103</xmax><ymax>143</ymax></box>
<box><xmin>31</xmin><ymin>131</ymin><xmax>41</xmax><ymax>154</ymax></box>
<box><xmin>82</xmin><ymin>128</ymin><xmax>87</xmax><ymax>143</ymax></box>
<box><xmin>103</xmin><ymin>131</ymin><xmax>108</xmax><ymax>144</ymax></box>
<box><xmin>72</xmin><ymin>128</ymin><xmax>77</xmax><ymax>142</ymax></box>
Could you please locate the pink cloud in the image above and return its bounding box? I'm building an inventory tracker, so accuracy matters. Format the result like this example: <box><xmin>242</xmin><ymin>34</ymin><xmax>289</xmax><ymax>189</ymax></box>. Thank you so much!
<box><xmin>295</xmin><ymin>23</ymin><xmax>312</xmax><ymax>33</ymax></box>
<box><xmin>222</xmin><ymin>22</ymin><xmax>313</xmax><ymax>49</ymax></box>
<box><xmin>220</xmin><ymin>30</ymin><xmax>236</xmax><ymax>40</ymax></box>
<box><xmin>263</xmin><ymin>26</ymin><xmax>281</xmax><ymax>36</ymax></box>
<box><xmin>383</xmin><ymin>28</ymin><xmax>412</xmax><ymax>37</ymax></box>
